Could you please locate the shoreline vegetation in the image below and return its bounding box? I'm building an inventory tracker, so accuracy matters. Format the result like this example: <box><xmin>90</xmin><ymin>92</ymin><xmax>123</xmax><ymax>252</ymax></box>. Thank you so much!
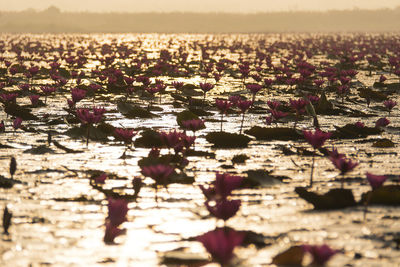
<box><xmin>0</xmin><ymin>6</ymin><xmax>400</xmax><ymax>33</ymax></box>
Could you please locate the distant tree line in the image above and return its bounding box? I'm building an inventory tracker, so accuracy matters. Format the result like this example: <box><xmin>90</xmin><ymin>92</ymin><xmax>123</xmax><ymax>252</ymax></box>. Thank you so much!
<box><xmin>0</xmin><ymin>7</ymin><xmax>399</xmax><ymax>33</ymax></box>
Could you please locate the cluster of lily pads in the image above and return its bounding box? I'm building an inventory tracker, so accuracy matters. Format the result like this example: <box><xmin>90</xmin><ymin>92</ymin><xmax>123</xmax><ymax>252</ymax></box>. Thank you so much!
<box><xmin>1</xmin><ymin>33</ymin><xmax>400</xmax><ymax>266</ymax></box>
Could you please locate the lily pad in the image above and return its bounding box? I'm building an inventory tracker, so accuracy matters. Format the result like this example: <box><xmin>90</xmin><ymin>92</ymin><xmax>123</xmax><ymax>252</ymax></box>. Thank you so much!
<box><xmin>333</xmin><ymin>124</ymin><xmax>381</xmax><ymax>139</ymax></box>
<box><xmin>245</xmin><ymin>126</ymin><xmax>301</xmax><ymax>141</ymax></box>
<box><xmin>176</xmin><ymin>110</ymin><xmax>200</xmax><ymax>127</ymax></box>
<box><xmin>134</xmin><ymin>129</ymin><xmax>163</xmax><ymax>148</ymax></box>
<box><xmin>361</xmin><ymin>185</ymin><xmax>400</xmax><ymax>205</ymax></box>
<box><xmin>0</xmin><ymin>175</ymin><xmax>23</xmax><ymax>189</ymax></box>
<box><xmin>272</xmin><ymin>246</ymin><xmax>305</xmax><ymax>266</ymax></box>
<box><xmin>295</xmin><ymin>187</ymin><xmax>357</xmax><ymax>210</ymax></box>
<box><xmin>243</xmin><ymin>170</ymin><xmax>285</xmax><ymax>188</ymax></box>
<box><xmin>4</xmin><ymin>103</ymin><xmax>38</xmax><ymax>120</ymax></box>
<box><xmin>161</xmin><ymin>250</ymin><xmax>208</xmax><ymax>265</ymax></box>
<box><xmin>23</xmin><ymin>145</ymin><xmax>55</xmax><ymax>154</ymax></box>
<box><xmin>205</xmin><ymin>131</ymin><xmax>251</xmax><ymax>148</ymax></box>
<box><xmin>372</xmin><ymin>138</ymin><xmax>395</xmax><ymax>148</ymax></box>
<box><xmin>117</xmin><ymin>101</ymin><xmax>157</xmax><ymax>118</ymax></box>
<box><xmin>358</xmin><ymin>88</ymin><xmax>387</xmax><ymax>101</ymax></box>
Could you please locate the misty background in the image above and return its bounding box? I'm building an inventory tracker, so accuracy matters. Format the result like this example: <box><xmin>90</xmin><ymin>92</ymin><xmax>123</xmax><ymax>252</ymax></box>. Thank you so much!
<box><xmin>0</xmin><ymin>2</ymin><xmax>399</xmax><ymax>33</ymax></box>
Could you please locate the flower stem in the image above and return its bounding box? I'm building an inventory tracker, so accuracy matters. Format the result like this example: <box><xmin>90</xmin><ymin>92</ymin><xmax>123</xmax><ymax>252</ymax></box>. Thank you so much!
<box><xmin>220</xmin><ymin>113</ymin><xmax>223</xmax><ymax>132</ymax></box>
<box><xmin>240</xmin><ymin>112</ymin><xmax>245</xmax><ymax>134</ymax></box>
<box><xmin>309</xmin><ymin>149</ymin><xmax>315</xmax><ymax>188</ymax></box>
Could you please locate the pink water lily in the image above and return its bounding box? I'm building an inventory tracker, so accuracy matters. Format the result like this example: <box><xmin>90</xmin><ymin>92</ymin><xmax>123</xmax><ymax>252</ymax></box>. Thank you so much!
<box><xmin>302</xmin><ymin>244</ymin><xmax>338</xmax><ymax>266</ymax></box>
<box><xmin>197</xmin><ymin>228</ymin><xmax>244</xmax><ymax>265</ymax></box>
<box><xmin>200</xmin><ymin>172</ymin><xmax>243</xmax><ymax>201</ymax></box>
<box><xmin>107</xmin><ymin>198</ymin><xmax>128</xmax><ymax>227</ymax></box>
<box><xmin>13</xmin><ymin>117</ymin><xmax>23</xmax><ymax>130</ymax></box>
<box><xmin>205</xmin><ymin>199</ymin><xmax>241</xmax><ymax>221</ymax></box>
<box><xmin>141</xmin><ymin>164</ymin><xmax>174</xmax><ymax>187</ymax></box>
<box><xmin>366</xmin><ymin>172</ymin><xmax>387</xmax><ymax>190</ymax></box>
<box><xmin>303</xmin><ymin>129</ymin><xmax>332</xmax><ymax>187</ymax></box>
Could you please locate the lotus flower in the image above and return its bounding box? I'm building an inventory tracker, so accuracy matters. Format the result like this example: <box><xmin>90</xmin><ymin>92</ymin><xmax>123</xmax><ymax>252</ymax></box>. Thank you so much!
<box><xmin>375</xmin><ymin>117</ymin><xmax>390</xmax><ymax>128</ymax></box>
<box><xmin>200</xmin><ymin>172</ymin><xmax>243</xmax><ymax>201</ymax></box>
<box><xmin>302</xmin><ymin>244</ymin><xmax>337</xmax><ymax>266</ymax></box>
<box><xmin>303</xmin><ymin>129</ymin><xmax>332</xmax><ymax>187</ymax></box>
<box><xmin>12</xmin><ymin>117</ymin><xmax>23</xmax><ymax>131</ymax></box>
<box><xmin>366</xmin><ymin>172</ymin><xmax>386</xmax><ymax>190</ymax></box>
<box><xmin>197</xmin><ymin>228</ymin><xmax>244</xmax><ymax>265</ymax></box>
<box><xmin>114</xmin><ymin>128</ymin><xmax>136</xmax><ymax>145</ymax></box>
<box><xmin>205</xmin><ymin>199</ymin><xmax>241</xmax><ymax>221</ymax></box>
<box><xmin>107</xmin><ymin>198</ymin><xmax>128</xmax><ymax>227</ymax></box>
<box><xmin>141</xmin><ymin>164</ymin><xmax>174</xmax><ymax>187</ymax></box>
<box><xmin>199</xmin><ymin>82</ymin><xmax>215</xmax><ymax>105</ymax></box>
<box><xmin>71</xmin><ymin>88</ymin><xmax>86</xmax><ymax>104</ymax></box>
<box><xmin>215</xmin><ymin>99</ymin><xmax>233</xmax><ymax>132</ymax></box>
<box><xmin>383</xmin><ymin>99</ymin><xmax>397</xmax><ymax>115</ymax></box>
<box><xmin>330</xmin><ymin>156</ymin><xmax>358</xmax><ymax>188</ymax></box>
<box><xmin>237</xmin><ymin>99</ymin><xmax>253</xmax><ymax>134</ymax></box>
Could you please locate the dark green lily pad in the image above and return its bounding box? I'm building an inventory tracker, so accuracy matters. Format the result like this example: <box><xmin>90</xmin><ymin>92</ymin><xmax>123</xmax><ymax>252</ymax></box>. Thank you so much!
<box><xmin>134</xmin><ymin>129</ymin><xmax>163</xmax><ymax>148</ymax></box>
<box><xmin>232</xmin><ymin>154</ymin><xmax>249</xmax><ymax>164</ymax></box>
<box><xmin>64</xmin><ymin>123</ymin><xmax>113</xmax><ymax>142</ymax></box>
<box><xmin>243</xmin><ymin>170</ymin><xmax>285</xmax><ymax>188</ymax></box>
<box><xmin>245</xmin><ymin>126</ymin><xmax>301</xmax><ymax>141</ymax></box>
<box><xmin>372</xmin><ymin>138</ymin><xmax>395</xmax><ymax>148</ymax></box>
<box><xmin>4</xmin><ymin>103</ymin><xmax>38</xmax><ymax>120</ymax></box>
<box><xmin>161</xmin><ymin>250</ymin><xmax>208</xmax><ymax>265</ymax></box>
<box><xmin>333</xmin><ymin>124</ymin><xmax>382</xmax><ymax>139</ymax></box>
<box><xmin>117</xmin><ymin>101</ymin><xmax>157</xmax><ymax>118</ymax></box>
<box><xmin>0</xmin><ymin>175</ymin><xmax>23</xmax><ymax>189</ymax></box>
<box><xmin>205</xmin><ymin>131</ymin><xmax>251</xmax><ymax>148</ymax></box>
<box><xmin>360</xmin><ymin>185</ymin><xmax>400</xmax><ymax>206</ymax></box>
<box><xmin>186</xmin><ymin>149</ymin><xmax>216</xmax><ymax>158</ymax></box>
<box><xmin>358</xmin><ymin>88</ymin><xmax>387</xmax><ymax>101</ymax></box>
<box><xmin>272</xmin><ymin>246</ymin><xmax>305</xmax><ymax>266</ymax></box>
<box><xmin>188</xmin><ymin>107</ymin><xmax>213</xmax><ymax>116</ymax></box>
<box><xmin>23</xmin><ymin>145</ymin><xmax>55</xmax><ymax>154</ymax></box>
<box><xmin>176</xmin><ymin>110</ymin><xmax>200</xmax><ymax>128</ymax></box>
<box><xmin>295</xmin><ymin>187</ymin><xmax>357</xmax><ymax>210</ymax></box>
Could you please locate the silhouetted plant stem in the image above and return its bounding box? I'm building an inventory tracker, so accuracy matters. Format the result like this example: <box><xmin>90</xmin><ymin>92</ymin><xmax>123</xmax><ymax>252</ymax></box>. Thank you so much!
<box><xmin>363</xmin><ymin>192</ymin><xmax>373</xmax><ymax>221</ymax></box>
<box><xmin>86</xmin><ymin>125</ymin><xmax>90</xmax><ymax>146</ymax></box>
<box><xmin>220</xmin><ymin>113</ymin><xmax>224</xmax><ymax>132</ymax></box>
<box><xmin>309</xmin><ymin>149</ymin><xmax>315</xmax><ymax>188</ymax></box>
<box><xmin>240</xmin><ymin>113</ymin><xmax>245</xmax><ymax>134</ymax></box>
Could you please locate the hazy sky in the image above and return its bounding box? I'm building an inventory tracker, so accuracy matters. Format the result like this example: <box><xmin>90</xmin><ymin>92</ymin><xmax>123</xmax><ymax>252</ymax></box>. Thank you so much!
<box><xmin>0</xmin><ymin>0</ymin><xmax>399</xmax><ymax>13</ymax></box>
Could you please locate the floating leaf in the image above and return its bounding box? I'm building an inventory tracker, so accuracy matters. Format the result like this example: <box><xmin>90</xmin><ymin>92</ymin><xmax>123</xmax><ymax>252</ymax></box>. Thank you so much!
<box><xmin>358</xmin><ymin>88</ymin><xmax>387</xmax><ymax>101</ymax></box>
<box><xmin>272</xmin><ymin>246</ymin><xmax>305</xmax><ymax>266</ymax></box>
<box><xmin>232</xmin><ymin>154</ymin><xmax>249</xmax><ymax>164</ymax></box>
<box><xmin>161</xmin><ymin>250</ymin><xmax>209</xmax><ymax>265</ymax></box>
<box><xmin>295</xmin><ymin>187</ymin><xmax>357</xmax><ymax>210</ymax></box>
<box><xmin>360</xmin><ymin>185</ymin><xmax>400</xmax><ymax>205</ymax></box>
<box><xmin>134</xmin><ymin>129</ymin><xmax>163</xmax><ymax>148</ymax></box>
<box><xmin>4</xmin><ymin>103</ymin><xmax>38</xmax><ymax>120</ymax></box>
<box><xmin>243</xmin><ymin>170</ymin><xmax>285</xmax><ymax>188</ymax></box>
<box><xmin>0</xmin><ymin>175</ymin><xmax>23</xmax><ymax>189</ymax></box>
<box><xmin>333</xmin><ymin>124</ymin><xmax>381</xmax><ymax>139</ymax></box>
<box><xmin>245</xmin><ymin>126</ymin><xmax>301</xmax><ymax>141</ymax></box>
<box><xmin>176</xmin><ymin>110</ymin><xmax>200</xmax><ymax>127</ymax></box>
<box><xmin>372</xmin><ymin>138</ymin><xmax>395</xmax><ymax>148</ymax></box>
<box><xmin>205</xmin><ymin>131</ymin><xmax>251</xmax><ymax>148</ymax></box>
<box><xmin>117</xmin><ymin>101</ymin><xmax>157</xmax><ymax>118</ymax></box>
<box><xmin>23</xmin><ymin>145</ymin><xmax>55</xmax><ymax>154</ymax></box>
